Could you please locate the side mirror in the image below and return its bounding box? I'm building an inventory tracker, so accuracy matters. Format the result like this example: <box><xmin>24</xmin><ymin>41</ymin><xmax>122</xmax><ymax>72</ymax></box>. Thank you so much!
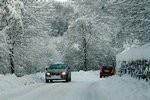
<box><xmin>46</xmin><ymin>68</ymin><xmax>48</xmax><ymax>70</ymax></box>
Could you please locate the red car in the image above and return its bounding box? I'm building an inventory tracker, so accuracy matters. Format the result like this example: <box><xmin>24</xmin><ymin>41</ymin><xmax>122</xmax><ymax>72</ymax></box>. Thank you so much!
<box><xmin>100</xmin><ymin>65</ymin><xmax>115</xmax><ymax>78</ymax></box>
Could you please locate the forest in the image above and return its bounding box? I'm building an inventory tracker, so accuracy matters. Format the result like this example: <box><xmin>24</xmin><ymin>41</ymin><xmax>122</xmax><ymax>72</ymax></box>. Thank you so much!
<box><xmin>0</xmin><ymin>0</ymin><xmax>150</xmax><ymax>76</ymax></box>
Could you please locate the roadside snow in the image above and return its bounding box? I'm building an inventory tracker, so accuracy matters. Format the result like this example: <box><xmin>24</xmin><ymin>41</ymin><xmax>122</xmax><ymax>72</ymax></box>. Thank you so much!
<box><xmin>116</xmin><ymin>43</ymin><xmax>150</xmax><ymax>63</ymax></box>
<box><xmin>0</xmin><ymin>71</ymin><xmax>150</xmax><ymax>100</ymax></box>
<box><xmin>97</xmin><ymin>75</ymin><xmax>150</xmax><ymax>100</ymax></box>
<box><xmin>116</xmin><ymin>43</ymin><xmax>150</xmax><ymax>69</ymax></box>
<box><xmin>0</xmin><ymin>73</ymin><xmax>44</xmax><ymax>94</ymax></box>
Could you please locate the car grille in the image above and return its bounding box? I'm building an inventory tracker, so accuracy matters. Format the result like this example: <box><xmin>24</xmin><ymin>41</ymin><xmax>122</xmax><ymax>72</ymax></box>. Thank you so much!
<box><xmin>51</xmin><ymin>72</ymin><xmax>60</xmax><ymax>75</ymax></box>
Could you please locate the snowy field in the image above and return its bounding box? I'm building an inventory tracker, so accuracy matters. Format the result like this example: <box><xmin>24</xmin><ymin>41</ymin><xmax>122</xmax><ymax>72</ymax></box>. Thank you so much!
<box><xmin>0</xmin><ymin>71</ymin><xmax>150</xmax><ymax>100</ymax></box>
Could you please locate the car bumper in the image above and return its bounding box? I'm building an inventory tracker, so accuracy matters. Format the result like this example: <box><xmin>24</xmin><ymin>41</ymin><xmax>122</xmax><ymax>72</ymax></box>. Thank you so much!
<box><xmin>46</xmin><ymin>75</ymin><xmax>67</xmax><ymax>80</ymax></box>
<box><xmin>100</xmin><ymin>73</ymin><xmax>114</xmax><ymax>76</ymax></box>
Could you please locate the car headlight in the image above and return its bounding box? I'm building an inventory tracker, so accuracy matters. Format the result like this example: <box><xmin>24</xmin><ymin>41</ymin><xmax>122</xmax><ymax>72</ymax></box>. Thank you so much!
<box><xmin>61</xmin><ymin>72</ymin><xmax>66</xmax><ymax>75</ymax></box>
<box><xmin>46</xmin><ymin>73</ymin><xmax>50</xmax><ymax>76</ymax></box>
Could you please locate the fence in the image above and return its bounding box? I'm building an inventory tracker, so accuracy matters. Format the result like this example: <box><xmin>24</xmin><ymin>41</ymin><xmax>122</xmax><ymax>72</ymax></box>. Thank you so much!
<box><xmin>119</xmin><ymin>59</ymin><xmax>150</xmax><ymax>81</ymax></box>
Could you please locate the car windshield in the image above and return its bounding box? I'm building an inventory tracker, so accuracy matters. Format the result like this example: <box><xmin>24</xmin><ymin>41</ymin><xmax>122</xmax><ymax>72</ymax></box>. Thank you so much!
<box><xmin>48</xmin><ymin>64</ymin><xmax>67</xmax><ymax>70</ymax></box>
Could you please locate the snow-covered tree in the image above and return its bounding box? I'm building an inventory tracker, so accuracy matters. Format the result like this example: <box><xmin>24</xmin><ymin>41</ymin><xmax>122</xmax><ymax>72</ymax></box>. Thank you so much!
<box><xmin>0</xmin><ymin>0</ymin><xmax>24</xmax><ymax>74</ymax></box>
<box><xmin>109</xmin><ymin>0</ymin><xmax>150</xmax><ymax>50</ymax></box>
<box><xmin>12</xmin><ymin>0</ymin><xmax>73</xmax><ymax>75</ymax></box>
<box><xmin>58</xmin><ymin>0</ymin><xmax>118</xmax><ymax>70</ymax></box>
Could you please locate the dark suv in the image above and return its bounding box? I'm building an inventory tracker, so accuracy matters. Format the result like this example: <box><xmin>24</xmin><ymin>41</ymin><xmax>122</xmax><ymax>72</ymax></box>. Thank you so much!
<box><xmin>100</xmin><ymin>65</ymin><xmax>115</xmax><ymax>78</ymax></box>
<box><xmin>45</xmin><ymin>64</ymin><xmax>71</xmax><ymax>83</ymax></box>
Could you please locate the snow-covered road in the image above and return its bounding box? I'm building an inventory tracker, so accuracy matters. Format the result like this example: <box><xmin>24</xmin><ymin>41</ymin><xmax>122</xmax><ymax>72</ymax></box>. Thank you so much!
<box><xmin>0</xmin><ymin>71</ymin><xmax>100</xmax><ymax>100</ymax></box>
<box><xmin>0</xmin><ymin>71</ymin><xmax>150</xmax><ymax>100</ymax></box>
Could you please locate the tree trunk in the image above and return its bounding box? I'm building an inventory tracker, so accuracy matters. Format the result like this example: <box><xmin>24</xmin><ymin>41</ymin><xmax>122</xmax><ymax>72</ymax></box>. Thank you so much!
<box><xmin>83</xmin><ymin>37</ymin><xmax>87</xmax><ymax>71</ymax></box>
<box><xmin>9</xmin><ymin>48</ymin><xmax>15</xmax><ymax>74</ymax></box>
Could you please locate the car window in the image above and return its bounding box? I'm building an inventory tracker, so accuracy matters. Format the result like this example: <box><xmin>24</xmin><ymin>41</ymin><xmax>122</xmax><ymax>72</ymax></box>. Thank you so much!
<box><xmin>48</xmin><ymin>64</ymin><xmax>68</xmax><ymax>69</ymax></box>
<box><xmin>101</xmin><ymin>66</ymin><xmax>115</xmax><ymax>69</ymax></box>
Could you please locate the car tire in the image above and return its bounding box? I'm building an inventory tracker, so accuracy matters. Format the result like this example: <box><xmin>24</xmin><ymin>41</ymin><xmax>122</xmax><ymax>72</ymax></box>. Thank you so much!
<box><xmin>68</xmin><ymin>76</ymin><xmax>71</xmax><ymax>82</ymax></box>
<box><xmin>45</xmin><ymin>79</ymin><xmax>49</xmax><ymax>83</ymax></box>
<box><xmin>69</xmin><ymin>72</ymin><xmax>71</xmax><ymax>82</ymax></box>
<box><xmin>66</xmin><ymin>76</ymin><xmax>69</xmax><ymax>82</ymax></box>
<box><xmin>100</xmin><ymin>75</ymin><xmax>102</xmax><ymax>78</ymax></box>
<box><xmin>50</xmin><ymin>80</ymin><xmax>53</xmax><ymax>83</ymax></box>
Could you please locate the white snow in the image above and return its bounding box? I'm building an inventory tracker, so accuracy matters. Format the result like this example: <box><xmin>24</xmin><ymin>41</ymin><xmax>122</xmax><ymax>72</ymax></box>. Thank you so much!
<box><xmin>97</xmin><ymin>75</ymin><xmax>150</xmax><ymax>100</ymax></box>
<box><xmin>54</xmin><ymin>0</ymin><xmax>69</xmax><ymax>2</ymax></box>
<box><xmin>116</xmin><ymin>43</ymin><xmax>150</xmax><ymax>68</ymax></box>
<box><xmin>0</xmin><ymin>71</ymin><xmax>150</xmax><ymax>100</ymax></box>
<box><xmin>36</xmin><ymin>0</ymin><xmax>69</xmax><ymax>3</ymax></box>
<box><xmin>117</xmin><ymin>43</ymin><xmax>150</xmax><ymax>62</ymax></box>
<box><xmin>0</xmin><ymin>73</ymin><xmax>44</xmax><ymax>94</ymax></box>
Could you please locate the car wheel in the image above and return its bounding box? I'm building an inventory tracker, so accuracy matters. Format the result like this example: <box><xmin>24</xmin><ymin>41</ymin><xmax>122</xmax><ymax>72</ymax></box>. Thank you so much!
<box><xmin>68</xmin><ymin>76</ymin><xmax>71</xmax><ymax>82</ymax></box>
<box><xmin>66</xmin><ymin>76</ymin><xmax>69</xmax><ymax>82</ymax></box>
<box><xmin>68</xmin><ymin>73</ymin><xmax>71</xmax><ymax>82</ymax></box>
<box><xmin>45</xmin><ymin>79</ymin><xmax>49</xmax><ymax>83</ymax></box>
<box><xmin>50</xmin><ymin>80</ymin><xmax>53</xmax><ymax>83</ymax></box>
<box><xmin>100</xmin><ymin>75</ymin><xmax>102</xmax><ymax>78</ymax></box>
<box><xmin>69</xmin><ymin>77</ymin><xmax>71</xmax><ymax>82</ymax></box>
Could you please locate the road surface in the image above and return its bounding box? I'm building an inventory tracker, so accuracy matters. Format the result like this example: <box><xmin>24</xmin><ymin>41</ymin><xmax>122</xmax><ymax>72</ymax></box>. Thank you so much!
<box><xmin>0</xmin><ymin>71</ymin><xmax>150</xmax><ymax>100</ymax></box>
<box><xmin>0</xmin><ymin>71</ymin><xmax>102</xmax><ymax>100</ymax></box>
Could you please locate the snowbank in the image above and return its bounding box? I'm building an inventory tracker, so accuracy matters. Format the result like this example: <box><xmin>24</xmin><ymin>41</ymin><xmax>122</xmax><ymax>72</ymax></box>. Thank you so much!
<box><xmin>116</xmin><ymin>43</ymin><xmax>150</xmax><ymax>68</ymax></box>
<box><xmin>0</xmin><ymin>73</ymin><xmax>45</xmax><ymax>94</ymax></box>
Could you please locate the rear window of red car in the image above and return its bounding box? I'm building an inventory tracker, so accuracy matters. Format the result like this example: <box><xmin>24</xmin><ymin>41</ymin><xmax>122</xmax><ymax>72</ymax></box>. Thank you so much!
<box><xmin>100</xmin><ymin>66</ymin><xmax>115</xmax><ymax>70</ymax></box>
